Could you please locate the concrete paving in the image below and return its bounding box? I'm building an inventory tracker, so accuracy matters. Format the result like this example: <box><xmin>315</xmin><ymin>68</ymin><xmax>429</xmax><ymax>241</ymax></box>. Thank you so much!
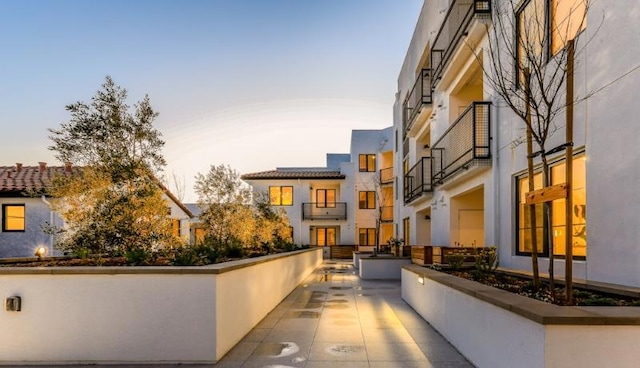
<box><xmin>213</xmin><ymin>260</ymin><xmax>474</xmax><ymax>368</ymax></box>
<box><xmin>5</xmin><ymin>260</ymin><xmax>473</xmax><ymax>368</ymax></box>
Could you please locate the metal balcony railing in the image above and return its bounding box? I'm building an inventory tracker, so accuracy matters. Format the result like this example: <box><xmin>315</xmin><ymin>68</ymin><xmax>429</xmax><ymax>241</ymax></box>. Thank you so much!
<box><xmin>379</xmin><ymin>167</ymin><xmax>394</xmax><ymax>185</ymax></box>
<box><xmin>380</xmin><ymin>205</ymin><xmax>394</xmax><ymax>222</ymax></box>
<box><xmin>302</xmin><ymin>202</ymin><xmax>347</xmax><ymax>220</ymax></box>
<box><xmin>431</xmin><ymin>102</ymin><xmax>491</xmax><ymax>184</ymax></box>
<box><xmin>430</xmin><ymin>0</ymin><xmax>491</xmax><ymax>89</ymax></box>
<box><xmin>403</xmin><ymin>69</ymin><xmax>433</xmax><ymax>138</ymax></box>
<box><xmin>404</xmin><ymin>157</ymin><xmax>434</xmax><ymax>203</ymax></box>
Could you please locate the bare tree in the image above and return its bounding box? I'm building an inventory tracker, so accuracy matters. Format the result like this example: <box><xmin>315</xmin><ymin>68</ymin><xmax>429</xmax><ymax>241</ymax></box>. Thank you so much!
<box><xmin>475</xmin><ymin>0</ymin><xmax>592</xmax><ymax>303</ymax></box>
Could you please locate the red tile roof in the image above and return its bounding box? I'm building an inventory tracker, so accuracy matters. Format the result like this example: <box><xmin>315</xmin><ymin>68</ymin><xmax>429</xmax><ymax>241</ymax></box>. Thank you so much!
<box><xmin>241</xmin><ymin>170</ymin><xmax>345</xmax><ymax>180</ymax></box>
<box><xmin>0</xmin><ymin>165</ymin><xmax>77</xmax><ymax>194</ymax></box>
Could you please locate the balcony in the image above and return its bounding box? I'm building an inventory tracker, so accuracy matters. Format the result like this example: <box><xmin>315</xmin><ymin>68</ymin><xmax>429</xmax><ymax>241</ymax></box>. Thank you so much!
<box><xmin>302</xmin><ymin>203</ymin><xmax>347</xmax><ymax>220</ymax></box>
<box><xmin>431</xmin><ymin>101</ymin><xmax>491</xmax><ymax>184</ymax></box>
<box><xmin>380</xmin><ymin>205</ymin><xmax>394</xmax><ymax>222</ymax></box>
<box><xmin>404</xmin><ymin>157</ymin><xmax>434</xmax><ymax>204</ymax></box>
<box><xmin>430</xmin><ymin>0</ymin><xmax>491</xmax><ymax>89</ymax></box>
<box><xmin>403</xmin><ymin>69</ymin><xmax>433</xmax><ymax>139</ymax></box>
<box><xmin>379</xmin><ymin>167</ymin><xmax>394</xmax><ymax>185</ymax></box>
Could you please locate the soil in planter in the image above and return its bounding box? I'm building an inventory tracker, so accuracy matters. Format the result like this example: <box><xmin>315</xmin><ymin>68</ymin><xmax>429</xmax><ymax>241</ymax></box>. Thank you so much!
<box><xmin>446</xmin><ymin>269</ymin><xmax>640</xmax><ymax>306</ymax></box>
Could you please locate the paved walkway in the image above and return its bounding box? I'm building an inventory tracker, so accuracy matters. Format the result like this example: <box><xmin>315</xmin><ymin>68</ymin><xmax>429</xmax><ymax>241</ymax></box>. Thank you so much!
<box><xmin>214</xmin><ymin>260</ymin><xmax>474</xmax><ymax>368</ymax></box>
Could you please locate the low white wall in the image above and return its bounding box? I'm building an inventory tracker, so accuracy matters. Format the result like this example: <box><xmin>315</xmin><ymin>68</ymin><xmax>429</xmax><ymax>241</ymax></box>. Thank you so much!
<box><xmin>402</xmin><ymin>266</ymin><xmax>640</xmax><ymax>368</ymax></box>
<box><xmin>0</xmin><ymin>248</ymin><xmax>322</xmax><ymax>365</ymax></box>
<box><xmin>352</xmin><ymin>251</ymin><xmax>373</xmax><ymax>269</ymax></box>
<box><xmin>359</xmin><ymin>257</ymin><xmax>411</xmax><ymax>279</ymax></box>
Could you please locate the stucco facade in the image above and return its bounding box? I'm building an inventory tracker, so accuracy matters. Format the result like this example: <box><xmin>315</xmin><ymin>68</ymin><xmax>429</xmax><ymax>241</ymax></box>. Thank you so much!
<box><xmin>394</xmin><ymin>0</ymin><xmax>640</xmax><ymax>287</ymax></box>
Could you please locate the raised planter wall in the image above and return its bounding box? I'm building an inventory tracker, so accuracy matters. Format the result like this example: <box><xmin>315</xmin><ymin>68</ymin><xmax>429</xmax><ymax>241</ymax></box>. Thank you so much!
<box><xmin>0</xmin><ymin>248</ymin><xmax>323</xmax><ymax>365</ymax></box>
<box><xmin>359</xmin><ymin>256</ymin><xmax>412</xmax><ymax>279</ymax></box>
<box><xmin>402</xmin><ymin>265</ymin><xmax>640</xmax><ymax>368</ymax></box>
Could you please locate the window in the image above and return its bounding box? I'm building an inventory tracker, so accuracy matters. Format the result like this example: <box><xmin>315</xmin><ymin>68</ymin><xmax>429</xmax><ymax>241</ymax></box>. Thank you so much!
<box><xmin>359</xmin><ymin>191</ymin><xmax>376</xmax><ymax>209</ymax></box>
<box><xmin>316</xmin><ymin>189</ymin><xmax>336</xmax><ymax>208</ymax></box>
<box><xmin>194</xmin><ymin>228</ymin><xmax>206</xmax><ymax>244</ymax></box>
<box><xmin>516</xmin><ymin>154</ymin><xmax>586</xmax><ymax>258</ymax></box>
<box><xmin>359</xmin><ymin>154</ymin><xmax>376</xmax><ymax>172</ymax></box>
<box><xmin>359</xmin><ymin>228</ymin><xmax>376</xmax><ymax>246</ymax></box>
<box><xmin>2</xmin><ymin>204</ymin><xmax>25</xmax><ymax>232</ymax></box>
<box><xmin>316</xmin><ymin>227</ymin><xmax>336</xmax><ymax>246</ymax></box>
<box><xmin>403</xmin><ymin>217</ymin><xmax>410</xmax><ymax>246</ymax></box>
<box><xmin>269</xmin><ymin>186</ymin><xmax>293</xmax><ymax>206</ymax></box>
<box><xmin>172</xmin><ymin>219</ymin><xmax>181</xmax><ymax>237</ymax></box>
<box><xmin>551</xmin><ymin>0</ymin><xmax>587</xmax><ymax>55</ymax></box>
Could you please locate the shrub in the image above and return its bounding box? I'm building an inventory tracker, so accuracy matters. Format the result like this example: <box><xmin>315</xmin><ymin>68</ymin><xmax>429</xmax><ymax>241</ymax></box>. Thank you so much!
<box><xmin>445</xmin><ymin>253</ymin><xmax>465</xmax><ymax>270</ymax></box>
<box><xmin>475</xmin><ymin>246</ymin><xmax>499</xmax><ymax>273</ymax></box>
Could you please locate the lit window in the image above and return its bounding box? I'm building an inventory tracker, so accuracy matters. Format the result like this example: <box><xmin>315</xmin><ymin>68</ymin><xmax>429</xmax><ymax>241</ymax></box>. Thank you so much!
<box><xmin>172</xmin><ymin>219</ymin><xmax>181</xmax><ymax>237</ymax></box>
<box><xmin>516</xmin><ymin>154</ymin><xmax>586</xmax><ymax>258</ymax></box>
<box><xmin>194</xmin><ymin>228</ymin><xmax>205</xmax><ymax>244</ymax></box>
<box><xmin>359</xmin><ymin>154</ymin><xmax>376</xmax><ymax>172</ymax></box>
<box><xmin>2</xmin><ymin>204</ymin><xmax>25</xmax><ymax>232</ymax></box>
<box><xmin>516</xmin><ymin>0</ymin><xmax>545</xmax><ymax>87</ymax></box>
<box><xmin>269</xmin><ymin>186</ymin><xmax>293</xmax><ymax>206</ymax></box>
<box><xmin>359</xmin><ymin>191</ymin><xmax>376</xmax><ymax>209</ymax></box>
<box><xmin>316</xmin><ymin>189</ymin><xmax>336</xmax><ymax>208</ymax></box>
<box><xmin>403</xmin><ymin>217</ymin><xmax>410</xmax><ymax>246</ymax></box>
<box><xmin>551</xmin><ymin>0</ymin><xmax>587</xmax><ymax>55</ymax></box>
<box><xmin>359</xmin><ymin>228</ymin><xmax>376</xmax><ymax>246</ymax></box>
<box><xmin>317</xmin><ymin>227</ymin><xmax>336</xmax><ymax>246</ymax></box>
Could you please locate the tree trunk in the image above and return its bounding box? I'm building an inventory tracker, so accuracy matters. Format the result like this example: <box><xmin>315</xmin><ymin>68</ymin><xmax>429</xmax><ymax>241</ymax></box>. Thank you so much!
<box><xmin>541</xmin><ymin>155</ymin><xmax>556</xmax><ymax>302</ymax></box>
<box><xmin>565</xmin><ymin>39</ymin><xmax>575</xmax><ymax>305</ymax></box>
<box><xmin>525</xmin><ymin>69</ymin><xmax>540</xmax><ymax>291</ymax></box>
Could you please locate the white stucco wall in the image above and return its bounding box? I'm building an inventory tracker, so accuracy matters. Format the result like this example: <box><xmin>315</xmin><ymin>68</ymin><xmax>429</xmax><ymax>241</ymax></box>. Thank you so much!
<box><xmin>0</xmin><ymin>248</ymin><xmax>322</xmax><ymax>364</ymax></box>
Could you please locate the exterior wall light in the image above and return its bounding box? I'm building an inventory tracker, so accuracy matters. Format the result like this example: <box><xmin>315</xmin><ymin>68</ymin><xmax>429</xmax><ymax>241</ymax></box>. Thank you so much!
<box><xmin>34</xmin><ymin>246</ymin><xmax>47</xmax><ymax>259</ymax></box>
<box><xmin>5</xmin><ymin>296</ymin><xmax>21</xmax><ymax>312</ymax></box>
<box><xmin>418</xmin><ymin>276</ymin><xmax>424</xmax><ymax>285</ymax></box>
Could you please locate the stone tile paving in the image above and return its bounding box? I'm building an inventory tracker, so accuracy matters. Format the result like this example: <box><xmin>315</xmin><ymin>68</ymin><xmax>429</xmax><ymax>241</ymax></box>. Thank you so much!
<box><xmin>6</xmin><ymin>261</ymin><xmax>474</xmax><ymax>368</ymax></box>
<box><xmin>214</xmin><ymin>260</ymin><xmax>475</xmax><ymax>368</ymax></box>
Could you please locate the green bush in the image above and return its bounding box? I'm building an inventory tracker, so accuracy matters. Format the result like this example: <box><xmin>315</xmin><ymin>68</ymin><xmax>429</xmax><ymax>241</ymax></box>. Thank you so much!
<box><xmin>445</xmin><ymin>253</ymin><xmax>465</xmax><ymax>270</ymax></box>
<box><xmin>124</xmin><ymin>247</ymin><xmax>153</xmax><ymax>265</ymax></box>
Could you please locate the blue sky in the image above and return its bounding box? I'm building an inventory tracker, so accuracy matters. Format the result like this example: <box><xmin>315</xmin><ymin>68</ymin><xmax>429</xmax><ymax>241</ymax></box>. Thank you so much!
<box><xmin>0</xmin><ymin>0</ymin><xmax>422</xmax><ymax>201</ymax></box>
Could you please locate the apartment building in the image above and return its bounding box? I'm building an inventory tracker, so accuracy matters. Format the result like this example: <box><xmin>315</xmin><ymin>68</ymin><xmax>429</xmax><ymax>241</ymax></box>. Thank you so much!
<box><xmin>242</xmin><ymin>128</ymin><xmax>394</xmax><ymax>251</ymax></box>
<box><xmin>394</xmin><ymin>0</ymin><xmax>640</xmax><ymax>287</ymax></box>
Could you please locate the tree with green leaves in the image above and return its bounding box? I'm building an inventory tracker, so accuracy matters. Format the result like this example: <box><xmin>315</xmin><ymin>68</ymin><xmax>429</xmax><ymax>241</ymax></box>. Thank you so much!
<box><xmin>47</xmin><ymin>76</ymin><xmax>177</xmax><ymax>260</ymax></box>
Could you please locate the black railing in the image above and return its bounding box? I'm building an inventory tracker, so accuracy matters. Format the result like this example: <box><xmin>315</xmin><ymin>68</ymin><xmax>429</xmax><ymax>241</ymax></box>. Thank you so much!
<box><xmin>302</xmin><ymin>202</ymin><xmax>347</xmax><ymax>220</ymax></box>
<box><xmin>431</xmin><ymin>101</ymin><xmax>491</xmax><ymax>184</ymax></box>
<box><xmin>403</xmin><ymin>69</ymin><xmax>433</xmax><ymax>138</ymax></box>
<box><xmin>380</xmin><ymin>205</ymin><xmax>394</xmax><ymax>222</ymax></box>
<box><xmin>431</xmin><ymin>0</ymin><xmax>491</xmax><ymax>89</ymax></box>
<box><xmin>379</xmin><ymin>167</ymin><xmax>394</xmax><ymax>185</ymax></box>
<box><xmin>404</xmin><ymin>157</ymin><xmax>434</xmax><ymax>203</ymax></box>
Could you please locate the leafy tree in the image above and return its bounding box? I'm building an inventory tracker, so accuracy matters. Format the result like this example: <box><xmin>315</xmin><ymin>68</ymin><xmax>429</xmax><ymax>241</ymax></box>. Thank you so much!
<box><xmin>194</xmin><ymin>165</ymin><xmax>292</xmax><ymax>250</ymax></box>
<box><xmin>47</xmin><ymin>76</ymin><xmax>177</xmax><ymax>259</ymax></box>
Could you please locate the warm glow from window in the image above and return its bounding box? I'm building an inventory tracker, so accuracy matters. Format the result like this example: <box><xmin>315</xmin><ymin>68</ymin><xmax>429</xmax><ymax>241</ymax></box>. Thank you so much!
<box><xmin>172</xmin><ymin>219</ymin><xmax>181</xmax><ymax>237</ymax></box>
<box><xmin>316</xmin><ymin>189</ymin><xmax>336</xmax><ymax>208</ymax></box>
<box><xmin>551</xmin><ymin>0</ymin><xmax>587</xmax><ymax>55</ymax></box>
<box><xmin>3</xmin><ymin>204</ymin><xmax>25</xmax><ymax>231</ymax></box>
<box><xmin>359</xmin><ymin>154</ymin><xmax>376</xmax><ymax>172</ymax></box>
<box><xmin>359</xmin><ymin>191</ymin><xmax>376</xmax><ymax>209</ymax></box>
<box><xmin>269</xmin><ymin>186</ymin><xmax>293</xmax><ymax>206</ymax></box>
<box><xmin>517</xmin><ymin>154</ymin><xmax>586</xmax><ymax>257</ymax></box>
<box><xmin>517</xmin><ymin>0</ymin><xmax>545</xmax><ymax>87</ymax></box>
<box><xmin>359</xmin><ymin>228</ymin><xmax>376</xmax><ymax>246</ymax></box>
<box><xmin>194</xmin><ymin>228</ymin><xmax>205</xmax><ymax>244</ymax></box>
<box><xmin>317</xmin><ymin>227</ymin><xmax>336</xmax><ymax>246</ymax></box>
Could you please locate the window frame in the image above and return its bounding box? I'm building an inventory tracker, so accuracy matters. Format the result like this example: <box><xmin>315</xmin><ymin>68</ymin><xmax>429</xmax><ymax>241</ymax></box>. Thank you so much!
<box><xmin>2</xmin><ymin>204</ymin><xmax>26</xmax><ymax>232</ymax></box>
<box><xmin>514</xmin><ymin>152</ymin><xmax>586</xmax><ymax>260</ymax></box>
<box><xmin>358</xmin><ymin>228</ymin><xmax>377</xmax><ymax>246</ymax></box>
<box><xmin>358</xmin><ymin>191</ymin><xmax>376</xmax><ymax>210</ymax></box>
<box><xmin>316</xmin><ymin>189</ymin><xmax>336</xmax><ymax>208</ymax></box>
<box><xmin>316</xmin><ymin>227</ymin><xmax>336</xmax><ymax>246</ymax></box>
<box><xmin>269</xmin><ymin>186</ymin><xmax>293</xmax><ymax>206</ymax></box>
<box><xmin>358</xmin><ymin>154</ymin><xmax>376</xmax><ymax>172</ymax></box>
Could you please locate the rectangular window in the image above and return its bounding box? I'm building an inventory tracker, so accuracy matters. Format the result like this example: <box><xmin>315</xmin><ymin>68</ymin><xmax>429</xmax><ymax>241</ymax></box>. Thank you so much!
<box><xmin>269</xmin><ymin>186</ymin><xmax>293</xmax><ymax>206</ymax></box>
<box><xmin>516</xmin><ymin>0</ymin><xmax>545</xmax><ymax>88</ymax></box>
<box><xmin>359</xmin><ymin>154</ymin><xmax>376</xmax><ymax>172</ymax></box>
<box><xmin>194</xmin><ymin>228</ymin><xmax>205</xmax><ymax>244</ymax></box>
<box><xmin>551</xmin><ymin>0</ymin><xmax>587</xmax><ymax>55</ymax></box>
<box><xmin>516</xmin><ymin>154</ymin><xmax>586</xmax><ymax>258</ymax></box>
<box><xmin>172</xmin><ymin>219</ymin><xmax>181</xmax><ymax>237</ymax></box>
<box><xmin>316</xmin><ymin>189</ymin><xmax>336</xmax><ymax>208</ymax></box>
<box><xmin>403</xmin><ymin>217</ymin><xmax>410</xmax><ymax>246</ymax></box>
<box><xmin>359</xmin><ymin>191</ymin><xmax>376</xmax><ymax>209</ymax></box>
<box><xmin>359</xmin><ymin>228</ymin><xmax>377</xmax><ymax>246</ymax></box>
<box><xmin>317</xmin><ymin>227</ymin><xmax>336</xmax><ymax>246</ymax></box>
<box><xmin>2</xmin><ymin>204</ymin><xmax>25</xmax><ymax>232</ymax></box>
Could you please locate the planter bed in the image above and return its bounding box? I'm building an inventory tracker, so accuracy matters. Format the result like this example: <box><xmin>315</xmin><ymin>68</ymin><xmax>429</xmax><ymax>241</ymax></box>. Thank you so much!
<box><xmin>359</xmin><ymin>255</ymin><xmax>411</xmax><ymax>279</ymax></box>
<box><xmin>402</xmin><ymin>264</ymin><xmax>640</xmax><ymax>368</ymax></box>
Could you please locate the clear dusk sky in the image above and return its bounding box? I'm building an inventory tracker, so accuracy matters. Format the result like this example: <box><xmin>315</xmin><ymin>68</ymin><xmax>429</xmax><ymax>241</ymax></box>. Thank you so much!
<box><xmin>0</xmin><ymin>0</ymin><xmax>423</xmax><ymax>202</ymax></box>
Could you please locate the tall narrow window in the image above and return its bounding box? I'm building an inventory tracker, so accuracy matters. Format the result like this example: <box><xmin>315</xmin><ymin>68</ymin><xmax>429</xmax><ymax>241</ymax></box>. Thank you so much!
<box><xmin>403</xmin><ymin>217</ymin><xmax>410</xmax><ymax>246</ymax></box>
<box><xmin>172</xmin><ymin>219</ymin><xmax>181</xmax><ymax>237</ymax></box>
<box><xmin>359</xmin><ymin>154</ymin><xmax>376</xmax><ymax>172</ymax></box>
<box><xmin>2</xmin><ymin>204</ymin><xmax>25</xmax><ymax>232</ymax></box>
<box><xmin>359</xmin><ymin>191</ymin><xmax>376</xmax><ymax>209</ymax></box>
<box><xmin>359</xmin><ymin>228</ymin><xmax>377</xmax><ymax>246</ymax></box>
<box><xmin>269</xmin><ymin>186</ymin><xmax>293</xmax><ymax>206</ymax></box>
<box><xmin>551</xmin><ymin>0</ymin><xmax>587</xmax><ymax>55</ymax></box>
<box><xmin>516</xmin><ymin>0</ymin><xmax>545</xmax><ymax>87</ymax></box>
<box><xmin>316</xmin><ymin>189</ymin><xmax>336</xmax><ymax>208</ymax></box>
<box><xmin>516</xmin><ymin>154</ymin><xmax>586</xmax><ymax>258</ymax></box>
